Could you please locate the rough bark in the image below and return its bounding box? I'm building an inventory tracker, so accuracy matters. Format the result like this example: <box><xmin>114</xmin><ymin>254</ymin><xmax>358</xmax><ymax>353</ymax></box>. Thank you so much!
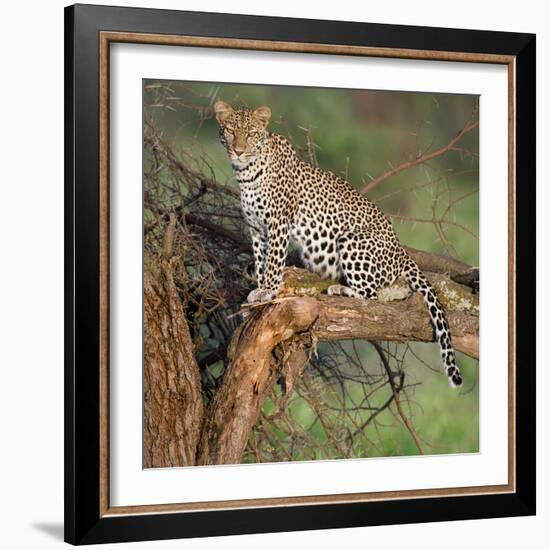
<box><xmin>143</xmin><ymin>219</ymin><xmax>204</xmax><ymax>468</ymax></box>
<box><xmin>197</xmin><ymin>298</ymin><xmax>320</xmax><ymax>465</ymax></box>
<box><xmin>315</xmin><ymin>293</ymin><xmax>478</xmax><ymax>356</ymax></box>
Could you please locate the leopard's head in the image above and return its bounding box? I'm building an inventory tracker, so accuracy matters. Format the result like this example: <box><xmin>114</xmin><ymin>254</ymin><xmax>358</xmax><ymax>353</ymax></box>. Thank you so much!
<box><xmin>214</xmin><ymin>101</ymin><xmax>271</xmax><ymax>167</ymax></box>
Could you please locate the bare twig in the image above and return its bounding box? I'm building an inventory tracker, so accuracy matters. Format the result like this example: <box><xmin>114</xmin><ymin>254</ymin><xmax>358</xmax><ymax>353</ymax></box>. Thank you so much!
<box><xmin>361</xmin><ymin>120</ymin><xmax>479</xmax><ymax>194</ymax></box>
<box><xmin>372</xmin><ymin>342</ymin><xmax>424</xmax><ymax>455</ymax></box>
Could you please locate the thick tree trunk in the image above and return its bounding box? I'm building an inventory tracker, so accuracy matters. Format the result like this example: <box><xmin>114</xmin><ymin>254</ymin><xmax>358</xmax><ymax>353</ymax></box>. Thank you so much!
<box><xmin>143</xmin><ymin>220</ymin><xmax>204</xmax><ymax>468</ymax></box>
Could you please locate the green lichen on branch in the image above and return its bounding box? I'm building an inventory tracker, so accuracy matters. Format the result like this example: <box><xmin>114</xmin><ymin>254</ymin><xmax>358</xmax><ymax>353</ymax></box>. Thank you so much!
<box><xmin>427</xmin><ymin>274</ymin><xmax>479</xmax><ymax>313</ymax></box>
<box><xmin>280</xmin><ymin>267</ymin><xmax>334</xmax><ymax>296</ymax></box>
<box><xmin>280</xmin><ymin>266</ymin><xmax>478</xmax><ymax>315</ymax></box>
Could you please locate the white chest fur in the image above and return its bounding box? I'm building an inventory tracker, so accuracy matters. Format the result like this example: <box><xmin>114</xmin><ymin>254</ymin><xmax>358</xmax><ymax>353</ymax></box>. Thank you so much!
<box><xmin>234</xmin><ymin>163</ymin><xmax>269</xmax><ymax>231</ymax></box>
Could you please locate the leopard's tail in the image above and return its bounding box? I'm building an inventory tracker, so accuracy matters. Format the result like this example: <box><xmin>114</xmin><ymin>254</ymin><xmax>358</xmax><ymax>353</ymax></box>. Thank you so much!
<box><xmin>402</xmin><ymin>256</ymin><xmax>463</xmax><ymax>388</ymax></box>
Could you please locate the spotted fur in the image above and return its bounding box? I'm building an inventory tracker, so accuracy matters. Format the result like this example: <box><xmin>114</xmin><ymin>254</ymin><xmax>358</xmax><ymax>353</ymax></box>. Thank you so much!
<box><xmin>214</xmin><ymin>101</ymin><xmax>463</xmax><ymax>388</ymax></box>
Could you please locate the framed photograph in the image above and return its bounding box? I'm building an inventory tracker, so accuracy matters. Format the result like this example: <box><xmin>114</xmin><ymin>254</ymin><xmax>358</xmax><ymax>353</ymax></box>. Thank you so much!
<box><xmin>65</xmin><ymin>3</ymin><xmax>536</xmax><ymax>545</ymax></box>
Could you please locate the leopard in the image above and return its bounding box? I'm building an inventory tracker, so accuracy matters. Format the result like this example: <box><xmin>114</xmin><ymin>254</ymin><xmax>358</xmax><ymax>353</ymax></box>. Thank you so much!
<box><xmin>214</xmin><ymin>100</ymin><xmax>463</xmax><ymax>388</ymax></box>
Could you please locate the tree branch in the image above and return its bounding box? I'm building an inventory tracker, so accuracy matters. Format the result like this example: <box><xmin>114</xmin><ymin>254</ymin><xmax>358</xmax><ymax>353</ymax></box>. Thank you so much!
<box><xmin>279</xmin><ymin>267</ymin><xmax>479</xmax><ymax>357</ymax></box>
<box><xmin>372</xmin><ymin>342</ymin><xmax>423</xmax><ymax>455</ymax></box>
<box><xmin>361</xmin><ymin>120</ymin><xmax>479</xmax><ymax>194</ymax></box>
<box><xmin>196</xmin><ymin>266</ymin><xmax>478</xmax><ymax>465</ymax></box>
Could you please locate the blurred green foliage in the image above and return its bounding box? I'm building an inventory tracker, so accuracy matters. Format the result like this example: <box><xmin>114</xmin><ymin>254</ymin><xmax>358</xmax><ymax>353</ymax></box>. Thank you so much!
<box><xmin>145</xmin><ymin>79</ymin><xmax>479</xmax><ymax>459</ymax></box>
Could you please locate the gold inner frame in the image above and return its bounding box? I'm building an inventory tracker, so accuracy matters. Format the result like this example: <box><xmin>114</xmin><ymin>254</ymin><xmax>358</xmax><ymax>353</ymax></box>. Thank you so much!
<box><xmin>98</xmin><ymin>31</ymin><xmax>517</xmax><ymax>517</ymax></box>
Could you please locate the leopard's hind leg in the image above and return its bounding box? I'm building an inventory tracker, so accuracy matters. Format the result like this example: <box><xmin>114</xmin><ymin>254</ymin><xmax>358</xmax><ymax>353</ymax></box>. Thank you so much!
<box><xmin>328</xmin><ymin>231</ymin><xmax>398</xmax><ymax>299</ymax></box>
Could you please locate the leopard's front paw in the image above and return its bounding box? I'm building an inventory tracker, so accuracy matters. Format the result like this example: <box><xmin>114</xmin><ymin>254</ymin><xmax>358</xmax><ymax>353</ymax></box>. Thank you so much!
<box><xmin>247</xmin><ymin>288</ymin><xmax>277</xmax><ymax>303</ymax></box>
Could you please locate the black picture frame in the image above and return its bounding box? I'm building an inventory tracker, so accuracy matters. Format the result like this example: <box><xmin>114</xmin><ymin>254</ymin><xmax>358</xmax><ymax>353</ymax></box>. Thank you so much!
<box><xmin>65</xmin><ymin>3</ymin><xmax>536</xmax><ymax>545</ymax></box>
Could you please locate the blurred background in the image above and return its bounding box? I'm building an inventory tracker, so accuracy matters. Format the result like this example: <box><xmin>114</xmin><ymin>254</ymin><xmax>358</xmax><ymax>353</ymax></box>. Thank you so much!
<box><xmin>143</xmin><ymin>79</ymin><xmax>479</xmax><ymax>462</ymax></box>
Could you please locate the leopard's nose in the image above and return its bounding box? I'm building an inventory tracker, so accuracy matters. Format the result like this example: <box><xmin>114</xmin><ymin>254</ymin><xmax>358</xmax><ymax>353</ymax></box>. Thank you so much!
<box><xmin>234</xmin><ymin>145</ymin><xmax>245</xmax><ymax>156</ymax></box>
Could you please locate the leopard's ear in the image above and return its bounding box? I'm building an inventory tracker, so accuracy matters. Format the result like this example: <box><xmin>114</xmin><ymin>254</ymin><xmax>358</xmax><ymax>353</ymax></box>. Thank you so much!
<box><xmin>253</xmin><ymin>105</ymin><xmax>272</xmax><ymax>128</ymax></box>
<box><xmin>214</xmin><ymin>101</ymin><xmax>233</xmax><ymax>124</ymax></box>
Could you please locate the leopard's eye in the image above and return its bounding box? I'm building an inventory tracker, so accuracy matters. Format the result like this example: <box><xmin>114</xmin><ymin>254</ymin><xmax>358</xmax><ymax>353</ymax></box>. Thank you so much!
<box><xmin>224</xmin><ymin>126</ymin><xmax>234</xmax><ymax>135</ymax></box>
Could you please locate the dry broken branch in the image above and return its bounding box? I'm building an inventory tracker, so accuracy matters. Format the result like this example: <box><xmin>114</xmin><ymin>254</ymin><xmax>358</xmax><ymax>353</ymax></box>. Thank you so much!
<box><xmin>197</xmin><ymin>298</ymin><xmax>320</xmax><ymax>465</ymax></box>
